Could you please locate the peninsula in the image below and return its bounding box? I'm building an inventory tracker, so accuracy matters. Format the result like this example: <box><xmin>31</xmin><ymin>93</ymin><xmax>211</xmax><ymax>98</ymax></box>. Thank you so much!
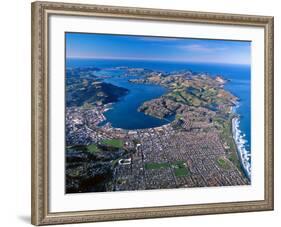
<box><xmin>65</xmin><ymin>66</ymin><xmax>249</xmax><ymax>193</ymax></box>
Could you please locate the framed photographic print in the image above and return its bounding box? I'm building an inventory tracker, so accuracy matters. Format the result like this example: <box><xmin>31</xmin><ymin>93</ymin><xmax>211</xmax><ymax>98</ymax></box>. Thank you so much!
<box><xmin>31</xmin><ymin>1</ymin><xmax>274</xmax><ymax>225</ymax></box>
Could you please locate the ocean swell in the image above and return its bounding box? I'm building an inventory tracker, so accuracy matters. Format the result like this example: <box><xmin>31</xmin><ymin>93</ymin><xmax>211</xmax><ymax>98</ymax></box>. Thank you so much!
<box><xmin>232</xmin><ymin>117</ymin><xmax>251</xmax><ymax>180</ymax></box>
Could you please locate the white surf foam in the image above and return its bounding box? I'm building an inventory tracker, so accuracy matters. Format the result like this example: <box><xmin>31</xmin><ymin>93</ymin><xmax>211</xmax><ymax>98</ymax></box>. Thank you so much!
<box><xmin>232</xmin><ymin>117</ymin><xmax>251</xmax><ymax>179</ymax></box>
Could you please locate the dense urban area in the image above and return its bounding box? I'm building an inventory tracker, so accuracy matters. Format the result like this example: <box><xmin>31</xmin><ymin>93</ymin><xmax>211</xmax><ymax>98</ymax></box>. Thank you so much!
<box><xmin>65</xmin><ymin>66</ymin><xmax>249</xmax><ymax>193</ymax></box>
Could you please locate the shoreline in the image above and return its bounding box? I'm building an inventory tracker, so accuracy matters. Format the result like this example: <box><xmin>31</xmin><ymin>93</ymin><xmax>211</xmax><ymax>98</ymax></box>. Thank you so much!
<box><xmin>231</xmin><ymin>116</ymin><xmax>251</xmax><ymax>180</ymax></box>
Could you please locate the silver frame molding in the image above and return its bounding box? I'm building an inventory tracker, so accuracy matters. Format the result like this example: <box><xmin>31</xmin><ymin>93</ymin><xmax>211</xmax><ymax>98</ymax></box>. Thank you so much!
<box><xmin>31</xmin><ymin>1</ymin><xmax>274</xmax><ymax>225</ymax></box>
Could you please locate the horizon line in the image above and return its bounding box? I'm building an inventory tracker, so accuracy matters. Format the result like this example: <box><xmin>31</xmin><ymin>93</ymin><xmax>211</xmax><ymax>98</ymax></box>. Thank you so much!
<box><xmin>66</xmin><ymin>56</ymin><xmax>251</xmax><ymax>66</ymax></box>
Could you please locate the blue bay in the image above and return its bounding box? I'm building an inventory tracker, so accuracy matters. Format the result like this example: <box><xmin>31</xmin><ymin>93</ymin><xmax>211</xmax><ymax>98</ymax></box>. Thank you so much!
<box><xmin>66</xmin><ymin>58</ymin><xmax>251</xmax><ymax>164</ymax></box>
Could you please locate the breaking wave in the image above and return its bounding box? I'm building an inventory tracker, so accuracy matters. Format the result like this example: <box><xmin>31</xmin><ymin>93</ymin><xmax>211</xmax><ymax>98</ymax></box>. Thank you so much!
<box><xmin>232</xmin><ymin>117</ymin><xmax>251</xmax><ymax>179</ymax></box>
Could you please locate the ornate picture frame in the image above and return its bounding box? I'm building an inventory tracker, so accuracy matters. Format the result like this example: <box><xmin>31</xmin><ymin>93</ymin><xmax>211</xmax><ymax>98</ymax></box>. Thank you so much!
<box><xmin>31</xmin><ymin>1</ymin><xmax>274</xmax><ymax>225</ymax></box>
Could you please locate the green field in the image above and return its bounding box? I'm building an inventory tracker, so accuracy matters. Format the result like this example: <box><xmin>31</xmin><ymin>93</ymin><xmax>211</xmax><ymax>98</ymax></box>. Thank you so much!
<box><xmin>144</xmin><ymin>162</ymin><xmax>170</xmax><ymax>170</ymax></box>
<box><xmin>216</xmin><ymin>158</ymin><xmax>231</xmax><ymax>170</ymax></box>
<box><xmin>218</xmin><ymin>118</ymin><xmax>242</xmax><ymax>171</ymax></box>
<box><xmin>66</xmin><ymin>139</ymin><xmax>124</xmax><ymax>155</ymax></box>
<box><xmin>144</xmin><ymin>161</ymin><xmax>190</xmax><ymax>177</ymax></box>
<box><xmin>172</xmin><ymin>161</ymin><xmax>190</xmax><ymax>177</ymax></box>
<box><xmin>174</xmin><ymin>166</ymin><xmax>189</xmax><ymax>177</ymax></box>
<box><xmin>101</xmin><ymin>139</ymin><xmax>124</xmax><ymax>148</ymax></box>
<box><xmin>86</xmin><ymin>144</ymin><xmax>100</xmax><ymax>153</ymax></box>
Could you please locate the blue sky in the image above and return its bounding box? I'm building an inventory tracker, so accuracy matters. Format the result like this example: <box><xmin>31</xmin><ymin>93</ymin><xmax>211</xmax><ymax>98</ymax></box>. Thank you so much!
<box><xmin>66</xmin><ymin>32</ymin><xmax>251</xmax><ymax>65</ymax></box>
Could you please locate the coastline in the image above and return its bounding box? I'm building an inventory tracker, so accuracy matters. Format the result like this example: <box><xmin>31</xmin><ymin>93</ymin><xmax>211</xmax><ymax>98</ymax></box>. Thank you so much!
<box><xmin>66</xmin><ymin>63</ymin><xmax>251</xmax><ymax>192</ymax></box>
<box><xmin>231</xmin><ymin>116</ymin><xmax>251</xmax><ymax>180</ymax></box>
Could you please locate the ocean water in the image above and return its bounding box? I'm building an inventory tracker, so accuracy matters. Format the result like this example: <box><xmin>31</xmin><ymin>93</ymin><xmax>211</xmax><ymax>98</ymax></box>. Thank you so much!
<box><xmin>66</xmin><ymin>58</ymin><xmax>251</xmax><ymax>177</ymax></box>
<box><xmin>101</xmin><ymin>73</ymin><xmax>174</xmax><ymax>129</ymax></box>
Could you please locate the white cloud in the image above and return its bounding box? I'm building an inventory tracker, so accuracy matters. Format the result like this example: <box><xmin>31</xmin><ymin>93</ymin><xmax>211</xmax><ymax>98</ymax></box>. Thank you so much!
<box><xmin>179</xmin><ymin>44</ymin><xmax>227</xmax><ymax>52</ymax></box>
